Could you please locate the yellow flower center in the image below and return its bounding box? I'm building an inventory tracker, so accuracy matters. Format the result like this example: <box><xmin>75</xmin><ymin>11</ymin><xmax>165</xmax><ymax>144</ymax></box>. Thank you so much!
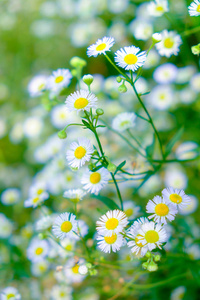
<box><xmin>124</xmin><ymin>54</ymin><xmax>138</xmax><ymax>65</ymax></box>
<box><xmin>104</xmin><ymin>233</ymin><xmax>117</xmax><ymax>244</ymax></box>
<box><xmin>74</xmin><ymin>97</ymin><xmax>89</xmax><ymax>109</ymax></box>
<box><xmin>145</xmin><ymin>230</ymin><xmax>159</xmax><ymax>243</ymax></box>
<box><xmin>96</xmin><ymin>43</ymin><xmax>106</xmax><ymax>51</ymax></box>
<box><xmin>197</xmin><ymin>4</ymin><xmax>200</xmax><ymax>12</ymax></box>
<box><xmin>105</xmin><ymin>218</ymin><xmax>119</xmax><ymax>230</ymax></box>
<box><xmin>60</xmin><ymin>292</ymin><xmax>66</xmax><ymax>297</ymax></box>
<box><xmin>65</xmin><ymin>244</ymin><xmax>73</xmax><ymax>251</ymax></box>
<box><xmin>72</xmin><ymin>264</ymin><xmax>79</xmax><ymax>274</ymax></box>
<box><xmin>156</xmin><ymin>5</ymin><xmax>164</xmax><ymax>12</ymax></box>
<box><xmin>120</xmin><ymin>120</ymin><xmax>130</xmax><ymax>127</ymax></box>
<box><xmin>90</xmin><ymin>172</ymin><xmax>101</xmax><ymax>184</ymax></box>
<box><xmin>38</xmin><ymin>83</ymin><xmax>45</xmax><ymax>91</ymax></box>
<box><xmin>39</xmin><ymin>264</ymin><xmax>47</xmax><ymax>272</ymax></box>
<box><xmin>37</xmin><ymin>188</ymin><xmax>44</xmax><ymax>195</ymax></box>
<box><xmin>169</xmin><ymin>193</ymin><xmax>182</xmax><ymax>204</ymax></box>
<box><xmin>125</xmin><ymin>208</ymin><xmax>133</xmax><ymax>217</ymax></box>
<box><xmin>35</xmin><ymin>247</ymin><xmax>44</xmax><ymax>255</ymax></box>
<box><xmin>135</xmin><ymin>234</ymin><xmax>143</xmax><ymax>247</ymax></box>
<box><xmin>74</xmin><ymin>146</ymin><xmax>86</xmax><ymax>159</ymax></box>
<box><xmin>61</xmin><ymin>221</ymin><xmax>73</xmax><ymax>233</ymax></box>
<box><xmin>164</xmin><ymin>37</ymin><xmax>174</xmax><ymax>49</ymax></box>
<box><xmin>159</xmin><ymin>93</ymin><xmax>166</xmax><ymax>100</ymax></box>
<box><xmin>155</xmin><ymin>203</ymin><xmax>169</xmax><ymax>216</ymax></box>
<box><xmin>33</xmin><ymin>196</ymin><xmax>40</xmax><ymax>204</ymax></box>
<box><xmin>7</xmin><ymin>294</ymin><xmax>15</xmax><ymax>299</ymax></box>
<box><xmin>55</xmin><ymin>75</ymin><xmax>64</xmax><ymax>83</ymax></box>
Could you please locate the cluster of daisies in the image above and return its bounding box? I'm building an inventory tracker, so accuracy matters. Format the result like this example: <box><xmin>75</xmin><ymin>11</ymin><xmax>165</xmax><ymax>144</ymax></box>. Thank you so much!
<box><xmin>95</xmin><ymin>187</ymin><xmax>190</xmax><ymax>255</ymax></box>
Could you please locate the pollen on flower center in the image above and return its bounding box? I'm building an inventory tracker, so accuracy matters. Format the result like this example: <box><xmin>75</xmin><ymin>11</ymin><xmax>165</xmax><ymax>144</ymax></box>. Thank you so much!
<box><xmin>55</xmin><ymin>75</ymin><xmax>64</xmax><ymax>83</ymax></box>
<box><xmin>37</xmin><ymin>188</ymin><xmax>44</xmax><ymax>195</ymax></box>
<box><xmin>145</xmin><ymin>230</ymin><xmax>159</xmax><ymax>243</ymax></box>
<box><xmin>155</xmin><ymin>203</ymin><xmax>169</xmax><ymax>216</ymax></box>
<box><xmin>125</xmin><ymin>208</ymin><xmax>133</xmax><ymax>217</ymax></box>
<box><xmin>90</xmin><ymin>172</ymin><xmax>101</xmax><ymax>184</ymax></box>
<box><xmin>120</xmin><ymin>120</ymin><xmax>130</xmax><ymax>127</ymax></box>
<box><xmin>96</xmin><ymin>43</ymin><xmax>106</xmax><ymax>51</ymax></box>
<box><xmin>156</xmin><ymin>5</ymin><xmax>164</xmax><ymax>12</ymax></box>
<box><xmin>35</xmin><ymin>247</ymin><xmax>44</xmax><ymax>255</ymax></box>
<box><xmin>169</xmin><ymin>193</ymin><xmax>182</xmax><ymax>204</ymax></box>
<box><xmin>74</xmin><ymin>146</ymin><xmax>86</xmax><ymax>159</ymax></box>
<box><xmin>61</xmin><ymin>221</ymin><xmax>73</xmax><ymax>233</ymax></box>
<box><xmin>60</xmin><ymin>292</ymin><xmax>66</xmax><ymax>297</ymax></box>
<box><xmin>65</xmin><ymin>244</ymin><xmax>72</xmax><ymax>251</ymax></box>
<box><xmin>164</xmin><ymin>38</ymin><xmax>174</xmax><ymax>48</ymax></box>
<box><xmin>74</xmin><ymin>97</ymin><xmax>89</xmax><ymax>109</ymax></box>
<box><xmin>33</xmin><ymin>196</ymin><xmax>40</xmax><ymax>204</ymax></box>
<box><xmin>105</xmin><ymin>217</ymin><xmax>119</xmax><ymax>230</ymax></box>
<box><xmin>124</xmin><ymin>54</ymin><xmax>138</xmax><ymax>65</ymax></box>
<box><xmin>135</xmin><ymin>234</ymin><xmax>143</xmax><ymax>247</ymax></box>
<box><xmin>104</xmin><ymin>233</ymin><xmax>117</xmax><ymax>244</ymax></box>
<box><xmin>72</xmin><ymin>264</ymin><xmax>79</xmax><ymax>274</ymax></box>
<box><xmin>197</xmin><ymin>4</ymin><xmax>200</xmax><ymax>12</ymax></box>
<box><xmin>159</xmin><ymin>93</ymin><xmax>166</xmax><ymax>100</ymax></box>
<box><xmin>7</xmin><ymin>294</ymin><xmax>15</xmax><ymax>299</ymax></box>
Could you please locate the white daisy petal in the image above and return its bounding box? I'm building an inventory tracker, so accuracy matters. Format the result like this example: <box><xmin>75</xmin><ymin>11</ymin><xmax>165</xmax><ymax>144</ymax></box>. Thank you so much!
<box><xmin>87</xmin><ymin>36</ymin><xmax>115</xmax><ymax>57</ymax></box>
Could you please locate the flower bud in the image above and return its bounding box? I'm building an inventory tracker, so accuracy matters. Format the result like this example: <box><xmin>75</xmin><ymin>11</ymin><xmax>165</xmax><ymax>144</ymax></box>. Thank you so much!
<box><xmin>116</xmin><ymin>76</ymin><xmax>122</xmax><ymax>83</ymax></box>
<box><xmin>107</xmin><ymin>162</ymin><xmax>117</xmax><ymax>173</ymax></box>
<box><xmin>71</xmin><ymin>69</ymin><xmax>77</xmax><ymax>77</ymax></box>
<box><xmin>88</xmin><ymin>163</ymin><xmax>96</xmax><ymax>171</ymax></box>
<box><xmin>58</xmin><ymin>130</ymin><xmax>67</xmax><ymax>139</ymax></box>
<box><xmin>83</xmin><ymin>74</ymin><xmax>93</xmax><ymax>85</ymax></box>
<box><xmin>96</xmin><ymin>108</ymin><xmax>104</xmax><ymax>115</ymax></box>
<box><xmin>118</xmin><ymin>83</ymin><xmax>127</xmax><ymax>93</ymax></box>
<box><xmin>145</xmin><ymin>251</ymin><xmax>151</xmax><ymax>258</ymax></box>
<box><xmin>142</xmin><ymin>262</ymin><xmax>149</xmax><ymax>269</ymax></box>
<box><xmin>79</xmin><ymin>265</ymin><xmax>88</xmax><ymax>275</ymax></box>
<box><xmin>147</xmin><ymin>261</ymin><xmax>158</xmax><ymax>272</ymax></box>
<box><xmin>152</xmin><ymin>33</ymin><xmax>162</xmax><ymax>44</ymax></box>
<box><xmin>70</xmin><ymin>56</ymin><xmax>87</xmax><ymax>68</ymax></box>
<box><xmin>191</xmin><ymin>43</ymin><xmax>200</xmax><ymax>55</ymax></box>
<box><xmin>154</xmin><ymin>254</ymin><xmax>161</xmax><ymax>262</ymax></box>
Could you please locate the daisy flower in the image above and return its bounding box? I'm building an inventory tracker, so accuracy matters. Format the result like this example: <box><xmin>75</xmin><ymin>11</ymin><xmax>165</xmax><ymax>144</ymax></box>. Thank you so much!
<box><xmin>63</xmin><ymin>189</ymin><xmax>86</xmax><ymax>202</ymax></box>
<box><xmin>127</xmin><ymin>217</ymin><xmax>149</xmax><ymax>256</ymax></box>
<box><xmin>96</xmin><ymin>209</ymin><xmax>128</xmax><ymax>236</ymax></box>
<box><xmin>1</xmin><ymin>188</ymin><xmax>21</xmax><ymax>205</ymax></box>
<box><xmin>179</xmin><ymin>195</ymin><xmax>198</xmax><ymax>215</ymax></box>
<box><xmin>114</xmin><ymin>46</ymin><xmax>147</xmax><ymax>72</ymax></box>
<box><xmin>52</xmin><ymin>212</ymin><xmax>77</xmax><ymax>240</ymax></box>
<box><xmin>123</xmin><ymin>200</ymin><xmax>141</xmax><ymax>220</ymax></box>
<box><xmin>24</xmin><ymin>194</ymin><xmax>48</xmax><ymax>208</ymax></box>
<box><xmin>87</xmin><ymin>36</ymin><xmax>115</xmax><ymax>57</ymax></box>
<box><xmin>112</xmin><ymin>112</ymin><xmax>136</xmax><ymax>132</ymax></box>
<box><xmin>146</xmin><ymin>195</ymin><xmax>178</xmax><ymax>224</ymax></box>
<box><xmin>47</xmin><ymin>68</ymin><xmax>72</xmax><ymax>92</ymax></box>
<box><xmin>81</xmin><ymin>167</ymin><xmax>110</xmax><ymax>195</ymax></box>
<box><xmin>137</xmin><ymin>221</ymin><xmax>168</xmax><ymax>251</ymax></box>
<box><xmin>155</xmin><ymin>30</ymin><xmax>182</xmax><ymax>57</ymax></box>
<box><xmin>188</xmin><ymin>0</ymin><xmax>200</xmax><ymax>16</ymax></box>
<box><xmin>64</xmin><ymin>258</ymin><xmax>86</xmax><ymax>283</ymax></box>
<box><xmin>162</xmin><ymin>187</ymin><xmax>191</xmax><ymax>211</ymax></box>
<box><xmin>0</xmin><ymin>287</ymin><xmax>21</xmax><ymax>300</ymax></box>
<box><xmin>51</xmin><ymin>285</ymin><xmax>73</xmax><ymax>300</ymax></box>
<box><xmin>96</xmin><ymin>232</ymin><xmax>124</xmax><ymax>253</ymax></box>
<box><xmin>28</xmin><ymin>75</ymin><xmax>47</xmax><ymax>97</ymax></box>
<box><xmin>148</xmin><ymin>0</ymin><xmax>169</xmax><ymax>17</ymax></box>
<box><xmin>66</xmin><ymin>137</ymin><xmax>94</xmax><ymax>169</ymax></box>
<box><xmin>29</xmin><ymin>182</ymin><xmax>49</xmax><ymax>200</ymax></box>
<box><xmin>27</xmin><ymin>238</ymin><xmax>49</xmax><ymax>262</ymax></box>
<box><xmin>31</xmin><ymin>260</ymin><xmax>49</xmax><ymax>277</ymax></box>
<box><xmin>153</xmin><ymin>63</ymin><xmax>178</xmax><ymax>84</ymax></box>
<box><xmin>65</xmin><ymin>89</ymin><xmax>98</xmax><ymax>113</ymax></box>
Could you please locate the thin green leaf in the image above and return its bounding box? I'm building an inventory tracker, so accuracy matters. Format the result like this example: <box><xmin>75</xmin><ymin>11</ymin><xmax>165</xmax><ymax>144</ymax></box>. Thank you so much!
<box><xmin>114</xmin><ymin>160</ymin><xmax>126</xmax><ymax>175</ymax></box>
<box><xmin>165</xmin><ymin>127</ymin><xmax>184</xmax><ymax>157</ymax></box>
<box><xmin>93</xmin><ymin>195</ymin><xmax>120</xmax><ymax>210</ymax></box>
<box><xmin>146</xmin><ymin>135</ymin><xmax>155</xmax><ymax>158</ymax></box>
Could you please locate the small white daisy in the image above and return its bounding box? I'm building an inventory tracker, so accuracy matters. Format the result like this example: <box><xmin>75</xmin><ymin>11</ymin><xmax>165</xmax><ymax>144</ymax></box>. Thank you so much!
<box><xmin>51</xmin><ymin>285</ymin><xmax>73</xmax><ymax>300</ymax></box>
<box><xmin>81</xmin><ymin>167</ymin><xmax>110</xmax><ymax>195</ymax></box>
<box><xmin>24</xmin><ymin>194</ymin><xmax>48</xmax><ymax>208</ymax></box>
<box><xmin>123</xmin><ymin>200</ymin><xmax>140</xmax><ymax>220</ymax></box>
<box><xmin>127</xmin><ymin>217</ymin><xmax>149</xmax><ymax>257</ymax></box>
<box><xmin>28</xmin><ymin>75</ymin><xmax>47</xmax><ymax>97</ymax></box>
<box><xmin>50</xmin><ymin>104</ymin><xmax>77</xmax><ymax>129</ymax></box>
<box><xmin>146</xmin><ymin>195</ymin><xmax>178</xmax><ymax>224</ymax></box>
<box><xmin>148</xmin><ymin>0</ymin><xmax>169</xmax><ymax>17</ymax></box>
<box><xmin>149</xmin><ymin>85</ymin><xmax>174</xmax><ymax>111</ymax></box>
<box><xmin>66</xmin><ymin>137</ymin><xmax>94</xmax><ymax>169</ymax></box>
<box><xmin>29</xmin><ymin>182</ymin><xmax>49</xmax><ymax>200</ymax></box>
<box><xmin>0</xmin><ymin>287</ymin><xmax>21</xmax><ymax>300</ymax></box>
<box><xmin>96</xmin><ymin>232</ymin><xmax>124</xmax><ymax>253</ymax></box>
<box><xmin>137</xmin><ymin>221</ymin><xmax>168</xmax><ymax>251</ymax></box>
<box><xmin>112</xmin><ymin>112</ymin><xmax>136</xmax><ymax>132</ymax></box>
<box><xmin>1</xmin><ymin>188</ymin><xmax>21</xmax><ymax>205</ymax></box>
<box><xmin>188</xmin><ymin>0</ymin><xmax>200</xmax><ymax>16</ymax></box>
<box><xmin>27</xmin><ymin>238</ymin><xmax>49</xmax><ymax>262</ymax></box>
<box><xmin>96</xmin><ymin>209</ymin><xmax>128</xmax><ymax>237</ymax></box>
<box><xmin>65</xmin><ymin>89</ymin><xmax>98</xmax><ymax>113</ymax></box>
<box><xmin>115</xmin><ymin>46</ymin><xmax>147</xmax><ymax>72</ymax></box>
<box><xmin>162</xmin><ymin>187</ymin><xmax>191</xmax><ymax>211</ymax></box>
<box><xmin>64</xmin><ymin>258</ymin><xmax>86</xmax><ymax>283</ymax></box>
<box><xmin>156</xmin><ymin>30</ymin><xmax>182</xmax><ymax>57</ymax></box>
<box><xmin>153</xmin><ymin>63</ymin><xmax>178</xmax><ymax>84</ymax></box>
<box><xmin>87</xmin><ymin>36</ymin><xmax>115</xmax><ymax>57</ymax></box>
<box><xmin>35</xmin><ymin>216</ymin><xmax>53</xmax><ymax>232</ymax></box>
<box><xmin>47</xmin><ymin>68</ymin><xmax>72</xmax><ymax>92</ymax></box>
<box><xmin>52</xmin><ymin>212</ymin><xmax>77</xmax><ymax>240</ymax></box>
<box><xmin>63</xmin><ymin>189</ymin><xmax>86</xmax><ymax>202</ymax></box>
<box><xmin>31</xmin><ymin>260</ymin><xmax>49</xmax><ymax>277</ymax></box>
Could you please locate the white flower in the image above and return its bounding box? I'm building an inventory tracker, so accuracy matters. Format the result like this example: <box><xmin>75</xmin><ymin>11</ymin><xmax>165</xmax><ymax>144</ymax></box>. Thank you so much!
<box><xmin>28</xmin><ymin>75</ymin><xmax>47</xmax><ymax>97</ymax></box>
<box><xmin>188</xmin><ymin>0</ymin><xmax>200</xmax><ymax>16</ymax></box>
<box><xmin>162</xmin><ymin>187</ymin><xmax>191</xmax><ymax>211</ymax></box>
<box><xmin>179</xmin><ymin>195</ymin><xmax>198</xmax><ymax>215</ymax></box>
<box><xmin>29</xmin><ymin>182</ymin><xmax>49</xmax><ymax>200</ymax></box>
<box><xmin>50</xmin><ymin>104</ymin><xmax>77</xmax><ymax>129</ymax></box>
<box><xmin>149</xmin><ymin>85</ymin><xmax>174</xmax><ymax>110</ymax></box>
<box><xmin>114</xmin><ymin>46</ymin><xmax>147</xmax><ymax>72</ymax></box>
<box><xmin>31</xmin><ymin>260</ymin><xmax>49</xmax><ymax>277</ymax></box>
<box><xmin>148</xmin><ymin>0</ymin><xmax>169</xmax><ymax>17</ymax></box>
<box><xmin>81</xmin><ymin>167</ymin><xmax>110</xmax><ymax>195</ymax></box>
<box><xmin>146</xmin><ymin>195</ymin><xmax>178</xmax><ymax>224</ymax></box>
<box><xmin>127</xmin><ymin>217</ymin><xmax>150</xmax><ymax>256</ymax></box>
<box><xmin>171</xmin><ymin>286</ymin><xmax>186</xmax><ymax>300</ymax></box>
<box><xmin>0</xmin><ymin>287</ymin><xmax>21</xmax><ymax>300</ymax></box>
<box><xmin>87</xmin><ymin>36</ymin><xmax>115</xmax><ymax>57</ymax></box>
<box><xmin>64</xmin><ymin>258</ymin><xmax>86</xmax><ymax>283</ymax></box>
<box><xmin>51</xmin><ymin>285</ymin><xmax>73</xmax><ymax>300</ymax></box>
<box><xmin>24</xmin><ymin>194</ymin><xmax>48</xmax><ymax>208</ymax></box>
<box><xmin>130</xmin><ymin>20</ymin><xmax>153</xmax><ymax>41</ymax></box>
<box><xmin>66</xmin><ymin>137</ymin><xmax>93</xmax><ymax>169</ymax></box>
<box><xmin>1</xmin><ymin>188</ymin><xmax>21</xmax><ymax>205</ymax></box>
<box><xmin>63</xmin><ymin>189</ymin><xmax>86</xmax><ymax>202</ymax></box>
<box><xmin>153</xmin><ymin>63</ymin><xmax>178</xmax><ymax>84</ymax></box>
<box><xmin>0</xmin><ymin>213</ymin><xmax>13</xmax><ymax>239</ymax></box>
<box><xmin>35</xmin><ymin>216</ymin><xmax>53</xmax><ymax>232</ymax></box>
<box><xmin>23</xmin><ymin>116</ymin><xmax>43</xmax><ymax>139</ymax></box>
<box><xmin>137</xmin><ymin>221</ymin><xmax>168</xmax><ymax>251</ymax></box>
<box><xmin>175</xmin><ymin>142</ymin><xmax>199</xmax><ymax>160</ymax></box>
<box><xmin>156</xmin><ymin>30</ymin><xmax>182</xmax><ymax>57</ymax></box>
<box><xmin>164</xmin><ymin>166</ymin><xmax>188</xmax><ymax>189</ymax></box>
<box><xmin>47</xmin><ymin>68</ymin><xmax>72</xmax><ymax>92</ymax></box>
<box><xmin>112</xmin><ymin>112</ymin><xmax>136</xmax><ymax>132</ymax></box>
<box><xmin>96</xmin><ymin>209</ymin><xmax>128</xmax><ymax>236</ymax></box>
<box><xmin>123</xmin><ymin>200</ymin><xmax>140</xmax><ymax>219</ymax></box>
<box><xmin>96</xmin><ymin>232</ymin><xmax>124</xmax><ymax>253</ymax></box>
<box><xmin>190</xmin><ymin>73</ymin><xmax>200</xmax><ymax>92</ymax></box>
<box><xmin>152</xmin><ymin>33</ymin><xmax>162</xmax><ymax>43</ymax></box>
<box><xmin>27</xmin><ymin>238</ymin><xmax>49</xmax><ymax>262</ymax></box>
<box><xmin>59</xmin><ymin>238</ymin><xmax>76</xmax><ymax>257</ymax></box>
<box><xmin>52</xmin><ymin>212</ymin><xmax>77</xmax><ymax>240</ymax></box>
<box><xmin>65</xmin><ymin>89</ymin><xmax>98</xmax><ymax>113</ymax></box>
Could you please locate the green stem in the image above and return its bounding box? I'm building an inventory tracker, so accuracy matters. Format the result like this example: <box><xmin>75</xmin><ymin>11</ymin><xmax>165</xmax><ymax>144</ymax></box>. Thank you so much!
<box><xmin>181</xmin><ymin>25</ymin><xmax>200</xmax><ymax>37</ymax></box>
<box><xmin>111</xmin><ymin>173</ymin><xmax>123</xmax><ymax>210</ymax></box>
<box><xmin>127</xmin><ymin>129</ymin><xmax>144</xmax><ymax>150</ymax></box>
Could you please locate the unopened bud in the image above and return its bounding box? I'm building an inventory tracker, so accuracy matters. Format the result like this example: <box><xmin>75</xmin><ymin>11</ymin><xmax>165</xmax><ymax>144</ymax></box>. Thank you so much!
<box><xmin>96</xmin><ymin>108</ymin><xmax>104</xmax><ymax>115</ymax></box>
<box><xmin>107</xmin><ymin>162</ymin><xmax>117</xmax><ymax>173</ymax></box>
<box><xmin>83</xmin><ymin>74</ymin><xmax>93</xmax><ymax>85</ymax></box>
<box><xmin>191</xmin><ymin>43</ymin><xmax>200</xmax><ymax>55</ymax></box>
<box><xmin>142</xmin><ymin>262</ymin><xmax>149</xmax><ymax>269</ymax></box>
<box><xmin>88</xmin><ymin>163</ymin><xmax>96</xmax><ymax>170</ymax></box>
<box><xmin>145</xmin><ymin>251</ymin><xmax>151</xmax><ymax>258</ymax></box>
<box><xmin>58</xmin><ymin>130</ymin><xmax>67</xmax><ymax>139</ymax></box>
<box><xmin>152</xmin><ymin>33</ymin><xmax>162</xmax><ymax>44</ymax></box>
<box><xmin>118</xmin><ymin>83</ymin><xmax>127</xmax><ymax>93</ymax></box>
<box><xmin>70</xmin><ymin>56</ymin><xmax>87</xmax><ymax>68</ymax></box>
<box><xmin>116</xmin><ymin>76</ymin><xmax>122</xmax><ymax>83</ymax></box>
<box><xmin>71</xmin><ymin>69</ymin><xmax>77</xmax><ymax>77</ymax></box>
<box><xmin>147</xmin><ymin>261</ymin><xmax>158</xmax><ymax>272</ymax></box>
<box><xmin>154</xmin><ymin>254</ymin><xmax>161</xmax><ymax>262</ymax></box>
